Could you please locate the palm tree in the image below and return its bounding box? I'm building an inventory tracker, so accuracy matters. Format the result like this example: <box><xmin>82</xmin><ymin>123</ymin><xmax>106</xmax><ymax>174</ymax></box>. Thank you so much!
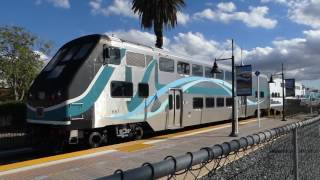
<box><xmin>132</xmin><ymin>0</ymin><xmax>185</xmax><ymax>49</ymax></box>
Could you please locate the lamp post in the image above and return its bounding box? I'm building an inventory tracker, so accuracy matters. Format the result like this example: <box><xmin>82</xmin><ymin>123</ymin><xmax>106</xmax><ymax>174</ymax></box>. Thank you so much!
<box><xmin>211</xmin><ymin>39</ymin><xmax>237</xmax><ymax>137</ymax></box>
<box><xmin>268</xmin><ymin>63</ymin><xmax>286</xmax><ymax>121</ymax></box>
<box><xmin>255</xmin><ymin>71</ymin><xmax>261</xmax><ymax>128</ymax></box>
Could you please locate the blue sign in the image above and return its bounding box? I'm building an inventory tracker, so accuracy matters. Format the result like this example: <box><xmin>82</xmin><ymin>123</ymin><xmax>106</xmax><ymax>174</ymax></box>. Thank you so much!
<box><xmin>236</xmin><ymin>65</ymin><xmax>252</xmax><ymax>96</ymax></box>
<box><xmin>285</xmin><ymin>79</ymin><xmax>295</xmax><ymax>97</ymax></box>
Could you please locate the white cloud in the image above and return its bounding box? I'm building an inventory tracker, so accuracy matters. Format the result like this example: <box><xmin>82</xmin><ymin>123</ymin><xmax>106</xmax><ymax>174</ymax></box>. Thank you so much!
<box><xmin>90</xmin><ymin>0</ymin><xmax>137</xmax><ymax>18</ymax></box>
<box><xmin>193</xmin><ymin>3</ymin><xmax>277</xmax><ymax>29</ymax></box>
<box><xmin>34</xmin><ymin>50</ymin><xmax>49</xmax><ymax>61</ymax></box>
<box><xmin>262</xmin><ymin>0</ymin><xmax>320</xmax><ymax>29</ymax></box>
<box><xmin>217</xmin><ymin>2</ymin><xmax>236</xmax><ymax>12</ymax></box>
<box><xmin>36</xmin><ymin>0</ymin><xmax>70</xmax><ymax>8</ymax></box>
<box><xmin>177</xmin><ymin>11</ymin><xmax>190</xmax><ymax>25</ymax></box>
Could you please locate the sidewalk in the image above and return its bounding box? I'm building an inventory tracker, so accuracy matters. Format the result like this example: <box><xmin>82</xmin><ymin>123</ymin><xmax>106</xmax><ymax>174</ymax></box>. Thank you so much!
<box><xmin>0</xmin><ymin>115</ymin><xmax>305</xmax><ymax>180</ymax></box>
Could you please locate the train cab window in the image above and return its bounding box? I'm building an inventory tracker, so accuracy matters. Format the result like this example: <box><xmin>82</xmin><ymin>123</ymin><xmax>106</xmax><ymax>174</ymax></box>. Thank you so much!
<box><xmin>138</xmin><ymin>83</ymin><xmax>149</xmax><ymax>98</ymax></box>
<box><xmin>104</xmin><ymin>46</ymin><xmax>121</xmax><ymax>65</ymax></box>
<box><xmin>226</xmin><ymin>98</ymin><xmax>233</xmax><ymax>107</ymax></box>
<box><xmin>216</xmin><ymin>70</ymin><xmax>224</xmax><ymax>80</ymax></box>
<box><xmin>61</xmin><ymin>45</ymin><xmax>80</xmax><ymax>62</ymax></box>
<box><xmin>192</xmin><ymin>64</ymin><xmax>203</xmax><ymax>77</ymax></box>
<box><xmin>47</xmin><ymin>65</ymin><xmax>65</xmax><ymax>79</ymax></box>
<box><xmin>193</xmin><ymin>98</ymin><xmax>203</xmax><ymax>109</ymax></box>
<box><xmin>217</xmin><ymin>97</ymin><xmax>225</xmax><ymax>107</ymax></box>
<box><xmin>159</xmin><ymin>57</ymin><xmax>174</xmax><ymax>72</ymax></box>
<box><xmin>126</xmin><ymin>52</ymin><xmax>145</xmax><ymax>67</ymax></box>
<box><xmin>205</xmin><ymin>67</ymin><xmax>213</xmax><ymax>78</ymax></box>
<box><xmin>205</xmin><ymin>97</ymin><xmax>215</xmax><ymax>108</ymax></box>
<box><xmin>73</xmin><ymin>42</ymin><xmax>94</xmax><ymax>60</ymax></box>
<box><xmin>177</xmin><ymin>61</ymin><xmax>190</xmax><ymax>75</ymax></box>
<box><xmin>43</xmin><ymin>48</ymin><xmax>67</xmax><ymax>72</ymax></box>
<box><xmin>111</xmin><ymin>81</ymin><xmax>133</xmax><ymax>98</ymax></box>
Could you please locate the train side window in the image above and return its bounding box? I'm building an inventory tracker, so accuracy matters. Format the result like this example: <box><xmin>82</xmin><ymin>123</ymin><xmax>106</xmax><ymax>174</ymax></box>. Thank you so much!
<box><xmin>255</xmin><ymin>91</ymin><xmax>258</xmax><ymax>98</ymax></box>
<box><xmin>177</xmin><ymin>61</ymin><xmax>190</xmax><ymax>75</ymax></box>
<box><xmin>159</xmin><ymin>57</ymin><xmax>174</xmax><ymax>72</ymax></box>
<box><xmin>217</xmin><ymin>97</ymin><xmax>225</xmax><ymax>107</ymax></box>
<box><xmin>260</xmin><ymin>91</ymin><xmax>265</xmax><ymax>98</ymax></box>
<box><xmin>205</xmin><ymin>67</ymin><xmax>213</xmax><ymax>78</ymax></box>
<box><xmin>126</xmin><ymin>51</ymin><xmax>145</xmax><ymax>67</ymax></box>
<box><xmin>193</xmin><ymin>97</ymin><xmax>203</xmax><ymax>109</ymax></box>
<box><xmin>192</xmin><ymin>64</ymin><xmax>203</xmax><ymax>77</ymax></box>
<box><xmin>138</xmin><ymin>83</ymin><xmax>149</xmax><ymax>98</ymax></box>
<box><xmin>226</xmin><ymin>98</ymin><xmax>233</xmax><ymax>107</ymax></box>
<box><xmin>216</xmin><ymin>70</ymin><xmax>224</xmax><ymax>80</ymax></box>
<box><xmin>169</xmin><ymin>95</ymin><xmax>173</xmax><ymax>110</ymax></box>
<box><xmin>205</xmin><ymin>97</ymin><xmax>215</xmax><ymax>108</ymax></box>
<box><xmin>176</xmin><ymin>95</ymin><xmax>180</xmax><ymax>109</ymax></box>
<box><xmin>110</xmin><ymin>81</ymin><xmax>133</xmax><ymax>98</ymax></box>
<box><xmin>104</xmin><ymin>46</ymin><xmax>121</xmax><ymax>65</ymax></box>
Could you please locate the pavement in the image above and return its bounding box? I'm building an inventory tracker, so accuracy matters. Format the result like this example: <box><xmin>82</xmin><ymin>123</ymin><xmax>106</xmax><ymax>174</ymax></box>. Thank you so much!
<box><xmin>0</xmin><ymin>115</ymin><xmax>307</xmax><ymax>180</ymax></box>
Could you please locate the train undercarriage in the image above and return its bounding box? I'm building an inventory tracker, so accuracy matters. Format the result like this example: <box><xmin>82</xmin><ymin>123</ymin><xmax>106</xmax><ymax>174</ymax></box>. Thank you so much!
<box><xmin>29</xmin><ymin>122</ymin><xmax>149</xmax><ymax>150</ymax></box>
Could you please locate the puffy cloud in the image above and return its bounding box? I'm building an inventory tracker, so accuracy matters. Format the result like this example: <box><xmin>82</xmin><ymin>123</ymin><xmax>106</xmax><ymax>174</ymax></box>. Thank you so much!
<box><xmin>34</xmin><ymin>50</ymin><xmax>49</xmax><ymax>61</ymax></box>
<box><xmin>36</xmin><ymin>0</ymin><xmax>70</xmax><ymax>8</ymax></box>
<box><xmin>89</xmin><ymin>0</ymin><xmax>137</xmax><ymax>18</ymax></box>
<box><xmin>217</xmin><ymin>2</ymin><xmax>236</xmax><ymax>12</ymax></box>
<box><xmin>262</xmin><ymin>0</ymin><xmax>320</xmax><ymax>29</ymax></box>
<box><xmin>193</xmin><ymin>2</ymin><xmax>277</xmax><ymax>29</ymax></box>
<box><xmin>177</xmin><ymin>11</ymin><xmax>190</xmax><ymax>25</ymax></box>
<box><xmin>244</xmin><ymin>30</ymin><xmax>320</xmax><ymax>81</ymax></box>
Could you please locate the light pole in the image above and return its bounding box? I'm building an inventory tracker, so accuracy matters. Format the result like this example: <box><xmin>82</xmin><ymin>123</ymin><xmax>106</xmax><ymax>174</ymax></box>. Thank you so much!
<box><xmin>255</xmin><ymin>71</ymin><xmax>261</xmax><ymax>128</ymax></box>
<box><xmin>211</xmin><ymin>39</ymin><xmax>237</xmax><ymax>137</ymax></box>
<box><xmin>268</xmin><ymin>63</ymin><xmax>286</xmax><ymax>121</ymax></box>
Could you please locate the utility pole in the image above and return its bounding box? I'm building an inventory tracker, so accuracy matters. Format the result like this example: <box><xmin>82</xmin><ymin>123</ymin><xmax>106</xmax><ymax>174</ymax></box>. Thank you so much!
<box><xmin>282</xmin><ymin>63</ymin><xmax>286</xmax><ymax>121</ymax></box>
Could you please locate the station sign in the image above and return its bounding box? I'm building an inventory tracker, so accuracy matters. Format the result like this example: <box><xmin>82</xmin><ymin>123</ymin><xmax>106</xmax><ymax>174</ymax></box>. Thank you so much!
<box><xmin>236</xmin><ymin>65</ymin><xmax>252</xmax><ymax>96</ymax></box>
<box><xmin>285</xmin><ymin>78</ymin><xmax>295</xmax><ymax>97</ymax></box>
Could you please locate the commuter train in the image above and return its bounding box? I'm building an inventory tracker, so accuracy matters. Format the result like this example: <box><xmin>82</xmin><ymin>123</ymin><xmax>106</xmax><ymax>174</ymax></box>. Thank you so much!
<box><xmin>27</xmin><ymin>34</ymin><xmax>270</xmax><ymax>148</ymax></box>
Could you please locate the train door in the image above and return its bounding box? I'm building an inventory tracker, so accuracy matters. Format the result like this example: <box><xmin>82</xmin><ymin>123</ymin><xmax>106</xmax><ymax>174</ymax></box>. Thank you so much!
<box><xmin>167</xmin><ymin>89</ymin><xmax>182</xmax><ymax>129</ymax></box>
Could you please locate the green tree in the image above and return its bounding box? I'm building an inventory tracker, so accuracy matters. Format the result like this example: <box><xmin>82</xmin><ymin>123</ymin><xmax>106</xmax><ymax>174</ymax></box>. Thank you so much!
<box><xmin>132</xmin><ymin>0</ymin><xmax>185</xmax><ymax>48</ymax></box>
<box><xmin>0</xmin><ymin>26</ymin><xmax>52</xmax><ymax>101</ymax></box>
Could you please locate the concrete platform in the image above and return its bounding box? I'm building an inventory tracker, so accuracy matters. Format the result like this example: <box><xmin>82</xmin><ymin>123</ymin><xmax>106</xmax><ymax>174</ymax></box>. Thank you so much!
<box><xmin>0</xmin><ymin>116</ymin><xmax>305</xmax><ymax>180</ymax></box>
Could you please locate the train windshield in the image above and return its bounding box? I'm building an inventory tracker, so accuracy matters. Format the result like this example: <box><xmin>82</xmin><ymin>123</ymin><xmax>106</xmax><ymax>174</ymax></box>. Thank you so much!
<box><xmin>43</xmin><ymin>42</ymin><xmax>95</xmax><ymax>78</ymax></box>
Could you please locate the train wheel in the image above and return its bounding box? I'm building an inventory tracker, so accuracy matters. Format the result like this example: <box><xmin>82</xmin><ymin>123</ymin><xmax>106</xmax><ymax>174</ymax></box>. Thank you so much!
<box><xmin>133</xmin><ymin>126</ymin><xmax>143</xmax><ymax>140</ymax></box>
<box><xmin>88</xmin><ymin>132</ymin><xmax>102</xmax><ymax>148</ymax></box>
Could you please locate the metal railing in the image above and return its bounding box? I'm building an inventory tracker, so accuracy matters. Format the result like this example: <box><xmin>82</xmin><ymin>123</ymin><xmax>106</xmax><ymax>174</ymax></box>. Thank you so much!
<box><xmin>102</xmin><ymin>115</ymin><xmax>320</xmax><ymax>180</ymax></box>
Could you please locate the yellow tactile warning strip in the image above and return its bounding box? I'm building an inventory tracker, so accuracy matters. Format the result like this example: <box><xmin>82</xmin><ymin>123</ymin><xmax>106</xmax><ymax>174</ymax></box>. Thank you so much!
<box><xmin>0</xmin><ymin>118</ymin><xmax>258</xmax><ymax>174</ymax></box>
<box><xmin>116</xmin><ymin>143</ymin><xmax>153</xmax><ymax>152</ymax></box>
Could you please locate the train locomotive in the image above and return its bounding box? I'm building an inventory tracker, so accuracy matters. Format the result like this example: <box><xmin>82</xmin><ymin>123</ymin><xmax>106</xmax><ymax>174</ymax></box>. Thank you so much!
<box><xmin>27</xmin><ymin>34</ymin><xmax>270</xmax><ymax>148</ymax></box>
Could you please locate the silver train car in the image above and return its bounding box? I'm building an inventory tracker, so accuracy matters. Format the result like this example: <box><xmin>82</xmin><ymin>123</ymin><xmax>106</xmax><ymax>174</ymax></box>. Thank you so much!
<box><xmin>27</xmin><ymin>34</ymin><xmax>269</xmax><ymax>147</ymax></box>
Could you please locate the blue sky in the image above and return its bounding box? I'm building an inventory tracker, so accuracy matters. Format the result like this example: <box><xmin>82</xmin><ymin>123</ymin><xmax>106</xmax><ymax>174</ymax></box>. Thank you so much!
<box><xmin>1</xmin><ymin>0</ymin><xmax>320</xmax><ymax>88</ymax></box>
